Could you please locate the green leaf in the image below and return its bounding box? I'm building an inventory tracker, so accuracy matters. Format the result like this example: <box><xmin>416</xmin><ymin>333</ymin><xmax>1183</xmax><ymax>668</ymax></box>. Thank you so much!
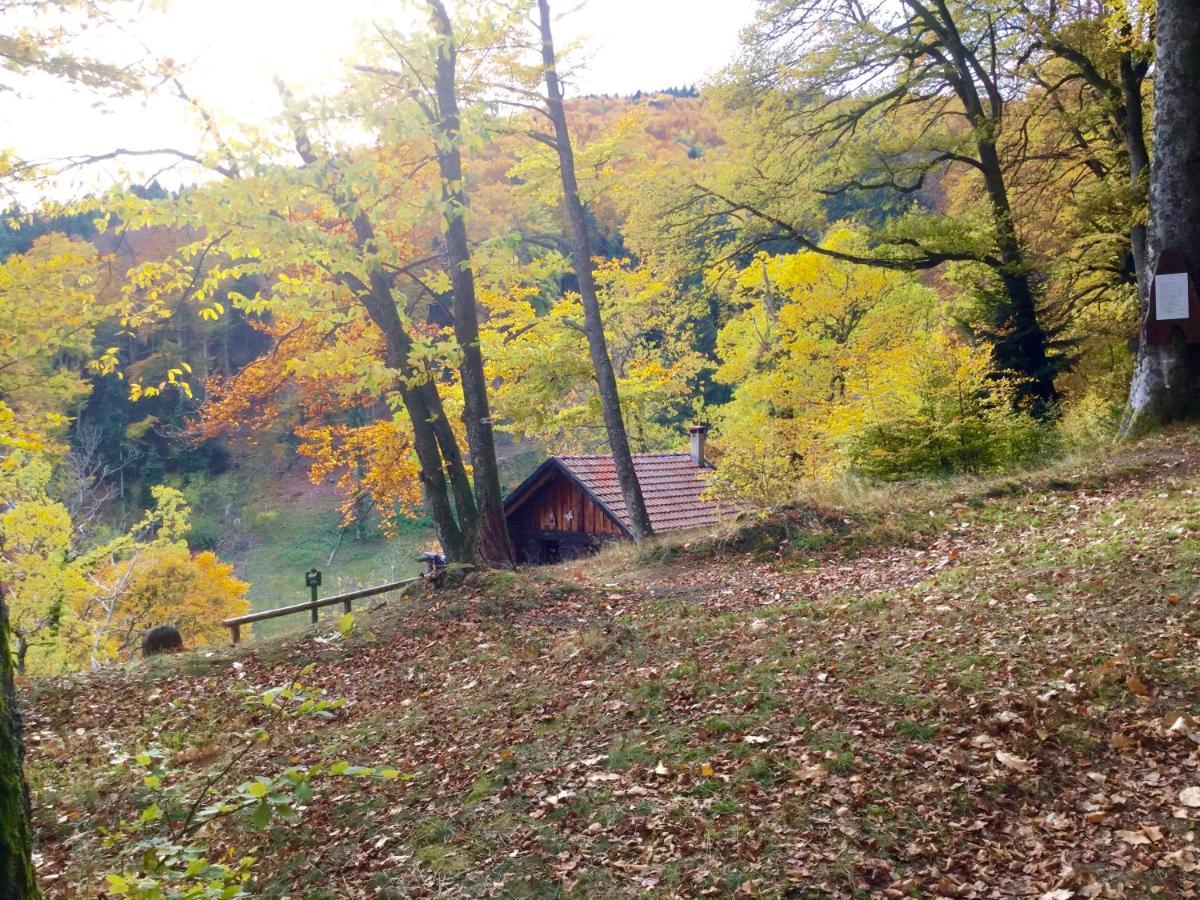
<box><xmin>186</xmin><ymin>857</ymin><xmax>209</xmax><ymax>876</ymax></box>
<box><xmin>338</xmin><ymin>612</ymin><xmax>355</xmax><ymax>637</ymax></box>
<box><xmin>143</xmin><ymin>774</ymin><xmax>161</xmax><ymax>789</ymax></box>
<box><xmin>329</xmin><ymin>761</ymin><xmax>350</xmax><ymax>776</ymax></box>
<box><xmin>139</xmin><ymin>802</ymin><xmax>163</xmax><ymax>823</ymax></box>
<box><xmin>245</xmin><ymin>781</ymin><xmax>269</xmax><ymax>799</ymax></box>
<box><xmin>251</xmin><ymin>801</ymin><xmax>272</xmax><ymax>829</ymax></box>
<box><xmin>105</xmin><ymin>874</ymin><xmax>131</xmax><ymax>894</ymax></box>
<box><xmin>377</xmin><ymin>767</ymin><xmax>402</xmax><ymax>780</ymax></box>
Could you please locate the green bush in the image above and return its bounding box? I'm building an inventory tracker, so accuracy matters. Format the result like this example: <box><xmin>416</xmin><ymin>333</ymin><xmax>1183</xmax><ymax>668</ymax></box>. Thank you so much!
<box><xmin>837</xmin><ymin>333</ymin><xmax>1053</xmax><ymax>480</ymax></box>
<box><xmin>848</xmin><ymin>405</ymin><xmax>1050</xmax><ymax>480</ymax></box>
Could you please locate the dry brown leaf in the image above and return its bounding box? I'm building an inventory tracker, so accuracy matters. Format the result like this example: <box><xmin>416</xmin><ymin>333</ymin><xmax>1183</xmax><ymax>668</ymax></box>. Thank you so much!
<box><xmin>995</xmin><ymin>750</ymin><xmax>1034</xmax><ymax>773</ymax></box>
<box><xmin>1116</xmin><ymin>829</ymin><xmax>1151</xmax><ymax>845</ymax></box>
<box><xmin>1125</xmin><ymin>674</ymin><xmax>1150</xmax><ymax>696</ymax></box>
<box><xmin>1179</xmin><ymin>786</ymin><xmax>1200</xmax><ymax>807</ymax></box>
<box><xmin>1108</xmin><ymin>733</ymin><xmax>1135</xmax><ymax>751</ymax></box>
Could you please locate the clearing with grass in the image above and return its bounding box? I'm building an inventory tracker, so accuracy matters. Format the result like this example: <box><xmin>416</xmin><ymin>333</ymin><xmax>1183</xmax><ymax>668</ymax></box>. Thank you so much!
<box><xmin>25</xmin><ymin>433</ymin><xmax>1200</xmax><ymax>897</ymax></box>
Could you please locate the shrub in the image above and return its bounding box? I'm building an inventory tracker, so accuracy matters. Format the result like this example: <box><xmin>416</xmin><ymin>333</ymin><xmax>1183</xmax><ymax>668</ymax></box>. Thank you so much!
<box><xmin>1057</xmin><ymin>390</ymin><xmax>1121</xmax><ymax>452</ymax></box>
<box><xmin>831</xmin><ymin>332</ymin><xmax>1051</xmax><ymax>480</ymax></box>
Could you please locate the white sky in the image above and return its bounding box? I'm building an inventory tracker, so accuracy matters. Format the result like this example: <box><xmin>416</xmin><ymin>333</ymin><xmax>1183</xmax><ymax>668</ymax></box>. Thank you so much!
<box><xmin>2</xmin><ymin>0</ymin><xmax>756</xmax><ymax>197</ymax></box>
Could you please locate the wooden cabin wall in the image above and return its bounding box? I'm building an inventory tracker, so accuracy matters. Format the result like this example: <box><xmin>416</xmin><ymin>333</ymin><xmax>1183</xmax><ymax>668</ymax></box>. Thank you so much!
<box><xmin>508</xmin><ymin>470</ymin><xmax>624</xmax><ymax>564</ymax></box>
<box><xmin>512</xmin><ymin>473</ymin><xmax>622</xmax><ymax>536</ymax></box>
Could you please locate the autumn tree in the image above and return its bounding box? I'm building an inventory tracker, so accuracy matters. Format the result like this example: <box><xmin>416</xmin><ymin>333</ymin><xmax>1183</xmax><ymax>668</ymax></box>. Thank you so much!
<box><xmin>1018</xmin><ymin>0</ymin><xmax>1152</xmax><ymax>292</ymax></box>
<box><xmin>481</xmin><ymin>257</ymin><xmax>706</xmax><ymax>453</ymax></box>
<box><xmin>354</xmin><ymin>0</ymin><xmax>515</xmax><ymax>565</ymax></box>
<box><xmin>1121</xmin><ymin>0</ymin><xmax>1200</xmax><ymax>434</ymax></box>
<box><xmin>532</xmin><ymin>0</ymin><xmax>654</xmax><ymax>539</ymax></box>
<box><xmin>107</xmin><ymin>11</ymin><xmax>536</xmax><ymax>565</ymax></box>
<box><xmin>657</xmin><ymin>0</ymin><xmax>1066</xmax><ymax>413</ymax></box>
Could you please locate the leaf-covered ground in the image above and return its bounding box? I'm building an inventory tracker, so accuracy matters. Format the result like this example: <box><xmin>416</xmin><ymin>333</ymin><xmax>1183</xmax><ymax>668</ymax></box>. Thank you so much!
<box><xmin>23</xmin><ymin>433</ymin><xmax>1200</xmax><ymax>898</ymax></box>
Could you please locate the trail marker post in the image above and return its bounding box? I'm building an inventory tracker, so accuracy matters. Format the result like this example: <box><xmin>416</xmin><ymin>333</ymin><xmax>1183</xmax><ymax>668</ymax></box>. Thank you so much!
<box><xmin>305</xmin><ymin>568</ymin><xmax>322</xmax><ymax>624</ymax></box>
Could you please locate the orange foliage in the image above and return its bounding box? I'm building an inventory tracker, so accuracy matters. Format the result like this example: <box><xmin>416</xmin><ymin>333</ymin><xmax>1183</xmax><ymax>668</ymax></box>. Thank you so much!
<box><xmin>296</xmin><ymin>418</ymin><xmax>423</xmax><ymax>529</ymax></box>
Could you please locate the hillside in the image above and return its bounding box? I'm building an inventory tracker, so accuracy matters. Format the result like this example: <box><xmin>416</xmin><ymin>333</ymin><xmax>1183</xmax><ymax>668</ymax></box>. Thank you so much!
<box><xmin>22</xmin><ymin>431</ymin><xmax>1200</xmax><ymax>898</ymax></box>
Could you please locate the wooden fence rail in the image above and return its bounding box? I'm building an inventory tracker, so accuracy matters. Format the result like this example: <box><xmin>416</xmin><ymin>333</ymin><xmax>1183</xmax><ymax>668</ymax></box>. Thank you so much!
<box><xmin>222</xmin><ymin>576</ymin><xmax>424</xmax><ymax>644</ymax></box>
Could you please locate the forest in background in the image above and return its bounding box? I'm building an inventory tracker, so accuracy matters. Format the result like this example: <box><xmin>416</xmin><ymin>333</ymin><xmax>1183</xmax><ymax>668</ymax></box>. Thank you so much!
<box><xmin>0</xmin><ymin>0</ymin><xmax>1167</xmax><ymax>674</ymax></box>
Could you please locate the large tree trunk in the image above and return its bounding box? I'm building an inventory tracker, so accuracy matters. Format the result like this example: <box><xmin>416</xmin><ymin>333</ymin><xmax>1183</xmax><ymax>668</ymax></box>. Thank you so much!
<box><xmin>979</xmin><ymin>142</ymin><xmax>1058</xmax><ymax>413</ymax></box>
<box><xmin>360</xmin><ymin>269</ymin><xmax>476</xmax><ymax>562</ymax></box>
<box><xmin>282</xmin><ymin>89</ymin><xmax>478</xmax><ymax>561</ymax></box>
<box><xmin>427</xmin><ymin>0</ymin><xmax>514</xmax><ymax>568</ymax></box>
<box><xmin>536</xmin><ymin>0</ymin><xmax>654</xmax><ymax>540</ymax></box>
<box><xmin>0</xmin><ymin>589</ymin><xmax>39</xmax><ymax>899</ymax></box>
<box><xmin>1120</xmin><ymin>0</ymin><xmax>1200</xmax><ymax>437</ymax></box>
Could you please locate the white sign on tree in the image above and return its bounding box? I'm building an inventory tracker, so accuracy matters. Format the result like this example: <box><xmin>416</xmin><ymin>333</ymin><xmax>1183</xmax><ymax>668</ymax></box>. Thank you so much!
<box><xmin>1156</xmin><ymin>272</ymin><xmax>1191</xmax><ymax>320</ymax></box>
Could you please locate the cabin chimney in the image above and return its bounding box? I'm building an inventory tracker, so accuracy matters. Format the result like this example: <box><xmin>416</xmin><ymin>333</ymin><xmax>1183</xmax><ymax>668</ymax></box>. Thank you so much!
<box><xmin>689</xmin><ymin>423</ymin><xmax>710</xmax><ymax>467</ymax></box>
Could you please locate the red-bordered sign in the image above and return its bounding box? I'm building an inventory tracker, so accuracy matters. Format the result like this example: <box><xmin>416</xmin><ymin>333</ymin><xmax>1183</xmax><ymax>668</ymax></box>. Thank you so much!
<box><xmin>1146</xmin><ymin>248</ymin><xmax>1200</xmax><ymax>346</ymax></box>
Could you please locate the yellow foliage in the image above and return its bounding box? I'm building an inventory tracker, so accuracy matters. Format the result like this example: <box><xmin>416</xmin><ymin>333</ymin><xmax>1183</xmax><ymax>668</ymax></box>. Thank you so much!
<box><xmin>85</xmin><ymin>545</ymin><xmax>249</xmax><ymax>664</ymax></box>
<box><xmin>2</xmin><ymin>458</ymin><xmax>243</xmax><ymax>672</ymax></box>
<box><xmin>296</xmin><ymin>418</ymin><xmax>424</xmax><ymax>530</ymax></box>
<box><xmin>481</xmin><ymin>257</ymin><xmax>705</xmax><ymax>452</ymax></box>
<box><xmin>710</xmin><ymin>233</ymin><xmax>1046</xmax><ymax>495</ymax></box>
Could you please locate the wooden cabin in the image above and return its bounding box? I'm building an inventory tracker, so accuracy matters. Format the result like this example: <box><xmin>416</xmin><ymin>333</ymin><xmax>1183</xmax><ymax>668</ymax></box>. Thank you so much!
<box><xmin>504</xmin><ymin>425</ymin><xmax>731</xmax><ymax>564</ymax></box>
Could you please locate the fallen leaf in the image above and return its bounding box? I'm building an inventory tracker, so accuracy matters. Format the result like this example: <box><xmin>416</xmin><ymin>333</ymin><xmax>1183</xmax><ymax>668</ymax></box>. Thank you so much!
<box><xmin>1125</xmin><ymin>674</ymin><xmax>1150</xmax><ymax>696</ymax></box>
<box><xmin>1116</xmin><ymin>829</ymin><xmax>1151</xmax><ymax>845</ymax></box>
<box><xmin>1179</xmin><ymin>786</ymin><xmax>1200</xmax><ymax>808</ymax></box>
<box><xmin>995</xmin><ymin>750</ymin><xmax>1034</xmax><ymax>773</ymax></box>
<box><xmin>1108</xmin><ymin>733</ymin><xmax>1135</xmax><ymax>751</ymax></box>
<box><xmin>796</xmin><ymin>764</ymin><xmax>827</xmax><ymax>783</ymax></box>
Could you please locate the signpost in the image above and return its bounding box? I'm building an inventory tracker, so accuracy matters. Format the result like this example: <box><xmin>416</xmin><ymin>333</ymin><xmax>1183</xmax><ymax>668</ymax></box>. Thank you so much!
<box><xmin>305</xmin><ymin>568</ymin><xmax>322</xmax><ymax>624</ymax></box>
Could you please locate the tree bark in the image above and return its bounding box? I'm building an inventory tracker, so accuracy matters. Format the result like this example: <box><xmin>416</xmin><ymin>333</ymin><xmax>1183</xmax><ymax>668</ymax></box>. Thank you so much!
<box><xmin>426</xmin><ymin>0</ymin><xmax>515</xmax><ymax>568</ymax></box>
<box><xmin>536</xmin><ymin>0</ymin><xmax>654</xmax><ymax>540</ymax></box>
<box><xmin>977</xmin><ymin>137</ymin><xmax>1059</xmax><ymax>414</ymax></box>
<box><xmin>1121</xmin><ymin>0</ymin><xmax>1200</xmax><ymax>437</ymax></box>
<box><xmin>0</xmin><ymin>589</ymin><xmax>39</xmax><ymax>899</ymax></box>
<box><xmin>1119</xmin><ymin>48</ymin><xmax>1151</xmax><ymax>289</ymax></box>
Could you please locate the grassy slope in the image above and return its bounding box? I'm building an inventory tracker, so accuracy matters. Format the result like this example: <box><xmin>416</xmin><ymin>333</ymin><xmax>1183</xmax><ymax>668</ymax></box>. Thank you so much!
<box><xmin>188</xmin><ymin>466</ymin><xmax>434</xmax><ymax>638</ymax></box>
<box><xmin>23</xmin><ymin>432</ymin><xmax>1200</xmax><ymax>898</ymax></box>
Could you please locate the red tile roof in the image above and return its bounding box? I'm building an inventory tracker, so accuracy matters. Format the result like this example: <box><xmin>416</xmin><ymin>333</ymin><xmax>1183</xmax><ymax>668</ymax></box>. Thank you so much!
<box><xmin>553</xmin><ymin>453</ymin><xmax>732</xmax><ymax>534</ymax></box>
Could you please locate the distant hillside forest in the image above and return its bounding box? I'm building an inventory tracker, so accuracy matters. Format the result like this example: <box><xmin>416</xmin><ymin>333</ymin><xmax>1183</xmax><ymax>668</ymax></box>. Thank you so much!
<box><xmin>1</xmin><ymin>0</ymin><xmax>1168</xmax><ymax>676</ymax></box>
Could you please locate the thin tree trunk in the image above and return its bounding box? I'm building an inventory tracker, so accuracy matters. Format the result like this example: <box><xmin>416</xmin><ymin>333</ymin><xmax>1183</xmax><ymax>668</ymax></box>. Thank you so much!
<box><xmin>420</xmin><ymin>380</ymin><xmax>478</xmax><ymax>553</ymax></box>
<box><xmin>427</xmin><ymin>0</ymin><xmax>514</xmax><ymax>568</ymax></box>
<box><xmin>1121</xmin><ymin>0</ymin><xmax>1200</xmax><ymax>437</ymax></box>
<box><xmin>536</xmin><ymin>0</ymin><xmax>654</xmax><ymax>540</ymax></box>
<box><xmin>1120</xmin><ymin>49</ymin><xmax>1151</xmax><ymax>290</ymax></box>
<box><xmin>0</xmin><ymin>588</ymin><xmax>39</xmax><ymax>899</ymax></box>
